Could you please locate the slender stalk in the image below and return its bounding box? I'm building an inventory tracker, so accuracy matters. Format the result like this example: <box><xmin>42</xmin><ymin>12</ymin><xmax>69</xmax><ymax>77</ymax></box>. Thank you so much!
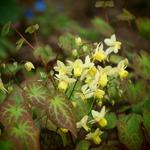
<box><xmin>87</xmin><ymin>98</ymin><xmax>96</xmax><ymax>115</ymax></box>
<box><xmin>68</xmin><ymin>79</ymin><xmax>78</xmax><ymax>99</ymax></box>
<box><xmin>11</xmin><ymin>24</ymin><xmax>35</xmax><ymax>51</ymax></box>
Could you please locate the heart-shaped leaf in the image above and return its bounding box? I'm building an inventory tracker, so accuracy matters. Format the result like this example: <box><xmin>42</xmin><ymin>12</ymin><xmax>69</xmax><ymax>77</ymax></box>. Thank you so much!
<box><xmin>47</xmin><ymin>93</ymin><xmax>77</xmax><ymax>137</ymax></box>
<box><xmin>117</xmin><ymin>114</ymin><xmax>143</xmax><ymax>150</ymax></box>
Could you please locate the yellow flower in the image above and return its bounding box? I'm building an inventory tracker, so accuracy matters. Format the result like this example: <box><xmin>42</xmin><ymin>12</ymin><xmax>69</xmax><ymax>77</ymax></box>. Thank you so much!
<box><xmin>76</xmin><ymin>115</ymin><xmax>90</xmax><ymax>131</ymax></box>
<box><xmin>24</xmin><ymin>61</ymin><xmax>35</xmax><ymax>71</ymax></box>
<box><xmin>94</xmin><ymin>89</ymin><xmax>105</xmax><ymax>99</ymax></box>
<box><xmin>93</xmin><ymin>43</ymin><xmax>107</xmax><ymax>62</ymax></box>
<box><xmin>84</xmin><ymin>66</ymin><xmax>97</xmax><ymax>84</ymax></box>
<box><xmin>0</xmin><ymin>79</ymin><xmax>8</xmax><ymax>93</ymax></box>
<box><xmin>81</xmin><ymin>84</ymin><xmax>93</xmax><ymax>100</ymax></box>
<box><xmin>58</xmin><ymin>80</ymin><xmax>68</xmax><ymax>92</ymax></box>
<box><xmin>54</xmin><ymin>60</ymin><xmax>71</xmax><ymax>75</ymax></box>
<box><xmin>117</xmin><ymin>59</ymin><xmax>128</xmax><ymax>79</ymax></box>
<box><xmin>91</xmin><ymin>106</ymin><xmax>107</xmax><ymax>127</ymax></box>
<box><xmin>80</xmin><ymin>56</ymin><xmax>95</xmax><ymax>83</ymax></box>
<box><xmin>73</xmin><ymin>59</ymin><xmax>83</xmax><ymax>77</ymax></box>
<box><xmin>98</xmin><ymin>73</ymin><xmax>108</xmax><ymax>87</ymax></box>
<box><xmin>119</xmin><ymin>70</ymin><xmax>128</xmax><ymax>78</ymax></box>
<box><xmin>85</xmin><ymin>128</ymin><xmax>103</xmax><ymax>144</ymax></box>
<box><xmin>104</xmin><ymin>34</ymin><xmax>121</xmax><ymax>54</ymax></box>
<box><xmin>55</xmin><ymin>74</ymin><xmax>76</xmax><ymax>92</ymax></box>
<box><xmin>60</xmin><ymin>128</ymin><xmax>68</xmax><ymax>133</ymax></box>
<box><xmin>98</xmin><ymin>118</ymin><xmax>107</xmax><ymax>127</ymax></box>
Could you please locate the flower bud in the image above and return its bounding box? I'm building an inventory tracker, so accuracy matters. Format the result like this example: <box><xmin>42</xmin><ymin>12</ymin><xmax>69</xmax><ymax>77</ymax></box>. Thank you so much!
<box><xmin>24</xmin><ymin>61</ymin><xmax>35</xmax><ymax>71</ymax></box>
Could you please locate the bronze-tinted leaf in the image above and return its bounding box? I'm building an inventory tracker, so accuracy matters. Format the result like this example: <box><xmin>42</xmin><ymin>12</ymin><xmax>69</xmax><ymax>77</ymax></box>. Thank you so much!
<box><xmin>47</xmin><ymin>93</ymin><xmax>77</xmax><ymax>137</ymax></box>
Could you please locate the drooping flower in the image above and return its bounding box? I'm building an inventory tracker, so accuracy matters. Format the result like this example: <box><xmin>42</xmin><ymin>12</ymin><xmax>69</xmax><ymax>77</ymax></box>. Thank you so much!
<box><xmin>24</xmin><ymin>61</ymin><xmax>35</xmax><ymax>71</ymax></box>
<box><xmin>93</xmin><ymin>89</ymin><xmax>105</xmax><ymax>99</ymax></box>
<box><xmin>68</xmin><ymin>59</ymin><xmax>84</xmax><ymax>77</ymax></box>
<box><xmin>117</xmin><ymin>59</ymin><xmax>128</xmax><ymax>78</ymax></box>
<box><xmin>81</xmin><ymin>84</ymin><xmax>93</xmax><ymax>100</ymax></box>
<box><xmin>97</xmin><ymin>66</ymin><xmax>113</xmax><ymax>87</ymax></box>
<box><xmin>76</xmin><ymin>115</ymin><xmax>90</xmax><ymax>131</ymax></box>
<box><xmin>91</xmin><ymin>106</ymin><xmax>107</xmax><ymax>127</ymax></box>
<box><xmin>104</xmin><ymin>34</ymin><xmax>121</xmax><ymax>54</ymax></box>
<box><xmin>85</xmin><ymin>128</ymin><xmax>103</xmax><ymax>144</ymax></box>
<box><xmin>84</xmin><ymin>55</ymin><xmax>94</xmax><ymax>69</ymax></box>
<box><xmin>93</xmin><ymin>43</ymin><xmax>107</xmax><ymax>62</ymax></box>
<box><xmin>55</xmin><ymin>74</ymin><xmax>76</xmax><ymax>92</ymax></box>
<box><xmin>54</xmin><ymin>60</ymin><xmax>71</xmax><ymax>75</ymax></box>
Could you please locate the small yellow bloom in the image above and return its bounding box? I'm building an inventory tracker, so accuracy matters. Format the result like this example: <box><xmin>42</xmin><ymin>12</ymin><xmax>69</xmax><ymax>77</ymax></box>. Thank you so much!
<box><xmin>91</xmin><ymin>106</ymin><xmax>107</xmax><ymax>127</ymax></box>
<box><xmin>58</xmin><ymin>80</ymin><xmax>68</xmax><ymax>92</ymax></box>
<box><xmin>85</xmin><ymin>128</ymin><xmax>102</xmax><ymax>145</ymax></box>
<box><xmin>60</xmin><ymin>128</ymin><xmax>68</xmax><ymax>133</ymax></box>
<box><xmin>98</xmin><ymin>73</ymin><xmax>108</xmax><ymax>87</ymax></box>
<box><xmin>55</xmin><ymin>74</ymin><xmax>76</xmax><ymax>92</ymax></box>
<box><xmin>93</xmin><ymin>43</ymin><xmax>107</xmax><ymax>62</ymax></box>
<box><xmin>73</xmin><ymin>59</ymin><xmax>83</xmax><ymax>77</ymax></box>
<box><xmin>24</xmin><ymin>61</ymin><xmax>35</xmax><ymax>71</ymax></box>
<box><xmin>104</xmin><ymin>34</ymin><xmax>121</xmax><ymax>54</ymax></box>
<box><xmin>54</xmin><ymin>60</ymin><xmax>71</xmax><ymax>75</ymax></box>
<box><xmin>85</xmin><ymin>66</ymin><xmax>97</xmax><ymax>84</ymax></box>
<box><xmin>94</xmin><ymin>89</ymin><xmax>105</xmax><ymax>99</ymax></box>
<box><xmin>81</xmin><ymin>84</ymin><xmax>93</xmax><ymax>99</ymax></box>
<box><xmin>119</xmin><ymin>70</ymin><xmax>128</xmax><ymax>78</ymax></box>
<box><xmin>98</xmin><ymin>118</ymin><xmax>107</xmax><ymax>127</ymax></box>
<box><xmin>76</xmin><ymin>115</ymin><xmax>90</xmax><ymax>131</ymax></box>
<box><xmin>117</xmin><ymin>59</ymin><xmax>128</xmax><ymax>79</ymax></box>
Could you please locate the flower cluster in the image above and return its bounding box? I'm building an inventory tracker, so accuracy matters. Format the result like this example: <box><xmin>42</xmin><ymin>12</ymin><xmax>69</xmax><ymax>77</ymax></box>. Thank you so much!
<box><xmin>53</xmin><ymin>34</ymin><xmax>128</xmax><ymax>144</ymax></box>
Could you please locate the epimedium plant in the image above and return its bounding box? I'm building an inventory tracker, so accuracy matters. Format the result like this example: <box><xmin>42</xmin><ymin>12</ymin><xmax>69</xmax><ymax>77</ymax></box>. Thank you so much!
<box><xmin>0</xmin><ymin>23</ymin><xmax>150</xmax><ymax>150</ymax></box>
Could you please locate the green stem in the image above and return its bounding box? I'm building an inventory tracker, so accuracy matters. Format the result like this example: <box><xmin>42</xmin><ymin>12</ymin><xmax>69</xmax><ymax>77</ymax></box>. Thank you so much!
<box><xmin>87</xmin><ymin>98</ymin><xmax>96</xmax><ymax>115</ymax></box>
<box><xmin>68</xmin><ymin>79</ymin><xmax>78</xmax><ymax>99</ymax></box>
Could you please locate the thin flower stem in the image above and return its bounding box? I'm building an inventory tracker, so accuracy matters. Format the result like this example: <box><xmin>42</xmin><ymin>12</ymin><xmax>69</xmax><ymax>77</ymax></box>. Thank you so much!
<box><xmin>68</xmin><ymin>79</ymin><xmax>78</xmax><ymax>99</ymax></box>
<box><xmin>11</xmin><ymin>24</ymin><xmax>35</xmax><ymax>51</ymax></box>
<box><xmin>87</xmin><ymin>98</ymin><xmax>96</xmax><ymax>115</ymax></box>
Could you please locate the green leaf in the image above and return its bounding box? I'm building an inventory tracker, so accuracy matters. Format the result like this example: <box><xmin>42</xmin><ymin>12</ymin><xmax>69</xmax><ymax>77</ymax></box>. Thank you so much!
<box><xmin>47</xmin><ymin>93</ymin><xmax>77</xmax><ymax>137</ymax></box>
<box><xmin>117</xmin><ymin>114</ymin><xmax>143</xmax><ymax>150</ymax></box>
<box><xmin>1</xmin><ymin>22</ymin><xmax>11</xmax><ymax>36</ymax></box>
<box><xmin>142</xmin><ymin>109</ymin><xmax>150</xmax><ymax>141</ymax></box>
<box><xmin>75</xmin><ymin>140</ymin><xmax>90</xmax><ymax>150</ymax></box>
<box><xmin>0</xmin><ymin>0</ymin><xmax>22</xmax><ymax>24</ymax></box>
<box><xmin>16</xmin><ymin>38</ymin><xmax>24</xmax><ymax>50</ymax></box>
<box><xmin>58</xmin><ymin>33</ymin><xmax>76</xmax><ymax>55</ymax></box>
<box><xmin>136</xmin><ymin>18</ymin><xmax>150</xmax><ymax>39</ymax></box>
<box><xmin>105</xmin><ymin>112</ymin><xmax>117</xmax><ymax>129</ymax></box>
<box><xmin>25</xmin><ymin>24</ymin><xmax>39</xmax><ymax>34</ymax></box>
<box><xmin>34</xmin><ymin>45</ymin><xmax>53</xmax><ymax>63</ymax></box>
<box><xmin>71</xmin><ymin>92</ymin><xmax>93</xmax><ymax>121</ymax></box>
<box><xmin>0</xmin><ymin>99</ymin><xmax>40</xmax><ymax>150</ymax></box>
<box><xmin>25</xmin><ymin>83</ymin><xmax>49</xmax><ymax>107</ymax></box>
<box><xmin>91</xmin><ymin>17</ymin><xmax>114</xmax><ymax>36</ymax></box>
<box><xmin>0</xmin><ymin>140</ymin><xmax>11</xmax><ymax>150</ymax></box>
